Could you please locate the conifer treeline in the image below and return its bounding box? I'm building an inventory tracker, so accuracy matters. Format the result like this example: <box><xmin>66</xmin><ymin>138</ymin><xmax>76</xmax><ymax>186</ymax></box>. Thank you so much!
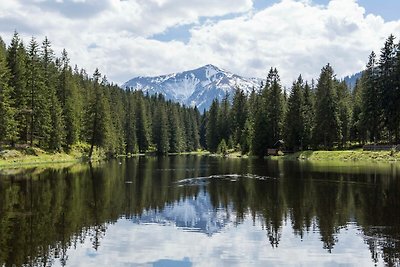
<box><xmin>0</xmin><ymin>32</ymin><xmax>200</xmax><ymax>155</ymax></box>
<box><xmin>1</xmin><ymin>33</ymin><xmax>400</xmax><ymax>157</ymax></box>
<box><xmin>204</xmin><ymin>34</ymin><xmax>400</xmax><ymax>156</ymax></box>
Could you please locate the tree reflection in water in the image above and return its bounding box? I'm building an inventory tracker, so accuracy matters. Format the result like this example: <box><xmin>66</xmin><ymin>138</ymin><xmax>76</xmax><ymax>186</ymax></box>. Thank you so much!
<box><xmin>0</xmin><ymin>156</ymin><xmax>399</xmax><ymax>266</ymax></box>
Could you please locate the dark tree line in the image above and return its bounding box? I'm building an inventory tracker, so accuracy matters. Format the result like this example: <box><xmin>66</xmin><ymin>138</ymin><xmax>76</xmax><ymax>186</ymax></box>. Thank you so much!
<box><xmin>0</xmin><ymin>32</ymin><xmax>200</xmax><ymax>156</ymax></box>
<box><xmin>204</xmin><ymin>35</ymin><xmax>400</xmax><ymax>156</ymax></box>
<box><xmin>1</xmin><ymin>33</ymin><xmax>400</xmax><ymax>157</ymax></box>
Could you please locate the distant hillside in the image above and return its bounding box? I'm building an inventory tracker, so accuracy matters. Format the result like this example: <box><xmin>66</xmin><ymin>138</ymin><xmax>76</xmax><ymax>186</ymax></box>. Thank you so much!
<box><xmin>343</xmin><ymin>71</ymin><xmax>363</xmax><ymax>89</ymax></box>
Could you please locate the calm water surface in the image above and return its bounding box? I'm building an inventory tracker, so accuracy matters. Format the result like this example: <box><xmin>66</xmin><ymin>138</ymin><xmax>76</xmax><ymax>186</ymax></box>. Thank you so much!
<box><xmin>1</xmin><ymin>156</ymin><xmax>400</xmax><ymax>266</ymax></box>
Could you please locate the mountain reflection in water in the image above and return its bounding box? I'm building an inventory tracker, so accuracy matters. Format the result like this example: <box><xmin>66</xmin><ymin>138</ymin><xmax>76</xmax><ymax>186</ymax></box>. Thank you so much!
<box><xmin>0</xmin><ymin>156</ymin><xmax>399</xmax><ymax>266</ymax></box>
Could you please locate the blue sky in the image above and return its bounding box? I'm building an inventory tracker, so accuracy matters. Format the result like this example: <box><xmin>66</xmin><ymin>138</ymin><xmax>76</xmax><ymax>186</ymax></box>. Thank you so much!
<box><xmin>0</xmin><ymin>0</ymin><xmax>399</xmax><ymax>85</ymax></box>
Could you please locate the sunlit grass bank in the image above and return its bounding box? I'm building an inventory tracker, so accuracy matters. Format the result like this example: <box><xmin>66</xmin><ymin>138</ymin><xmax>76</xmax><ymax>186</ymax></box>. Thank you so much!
<box><xmin>0</xmin><ymin>143</ymin><xmax>104</xmax><ymax>169</ymax></box>
<box><xmin>275</xmin><ymin>150</ymin><xmax>400</xmax><ymax>162</ymax></box>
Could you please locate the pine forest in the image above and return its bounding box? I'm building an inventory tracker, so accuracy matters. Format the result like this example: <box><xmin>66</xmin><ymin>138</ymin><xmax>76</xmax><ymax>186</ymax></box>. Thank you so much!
<box><xmin>1</xmin><ymin>32</ymin><xmax>400</xmax><ymax>157</ymax></box>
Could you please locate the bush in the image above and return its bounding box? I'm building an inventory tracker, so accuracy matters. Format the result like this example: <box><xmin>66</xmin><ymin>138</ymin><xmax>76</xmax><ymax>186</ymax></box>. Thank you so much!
<box><xmin>24</xmin><ymin>147</ymin><xmax>37</xmax><ymax>156</ymax></box>
<box><xmin>217</xmin><ymin>139</ymin><xmax>228</xmax><ymax>155</ymax></box>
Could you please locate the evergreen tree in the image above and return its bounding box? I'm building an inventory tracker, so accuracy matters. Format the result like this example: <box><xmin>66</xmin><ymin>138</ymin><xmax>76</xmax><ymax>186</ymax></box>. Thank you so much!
<box><xmin>217</xmin><ymin>139</ymin><xmax>228</xmax><ymax>155</ymax></box>
<box><xmin>265</xmin><ymin>68</ymin><xmax>284</xmax><ymax>147</ymax></box>
<box><xmin>251</xmin><ymin>90</ymin><xmax>268</xmax><ymax>157</ymax></box>
<box><xmin>206</xmin><ymin>99</ymin><xmax>219</xmax><ymax>152</ymax></box>
<box><xmin>7</xmin><ymin>32</ymin><xmax>28</xmax><ymax>142</ymax></box>
<box><xmin>245</xmin><ymin>88</ymin><xmax>258</xmax><ymax>154</ymax></box>
<box><xmin>0</xmin><ymin>38</ymin><xmax>18</xmax><ymax>144</ymax></box>
<box><xmin>302</xmin><ymin>82</ymin><xmax>314</xmax><ymax>149</ymax></box>
<box><xmin>26</xmin><ymin>37</ymin><xmax>51</xmax><ymax>146</ymax></box>
<box><xmin>361</xmin><ymin>52</ymin><xmax>381</xmax><ymax>143</ymax></box>
<box><xmin>313</xmin><ymin>64</ymin><xmax>340</xmax><ymax>148</ymax></box>
<box><xmin>241</xmin><ymin>118</ymin><xmax>253</xmax><ymax>154</ymax></box>
<box><xmin>349</xmin><ymin>78</ymin><xmax>365</xmax><ymax>143</ymax></box>
<box><xmin>337</xmin><ymin>81</ymin><xmax>351</xmax><ymax>147</ymax></box>
<box><xmin>78</xmin><ymin>71</ymin><xmax>93</xmax><ymax>143</ymax></box>
<box><xmin>167</xmin><ymin>104</ymin><xmax>184</xmax><ymax>153</ymax></box>
<box><xmin>217</xmin><ymin>94</ymin><xmax>231</xmax><ymax>144</ymax></box>
<box><xmin>183</xmin><ymin>108</ymin><xmax>200</xmax><ymax>152</ymax></box>
<box><xmin>394</xmin><ymin>40</ymin><xmax>400</xmax><ymax>142</ymax></box>
<box><xmin>199</xmin><ymin>110</ymin><xmax>207</xmax><ymax>149</ymax></box>
<box><xmin>124</xmin><ymin>90</ymin><xmax>138</xmax><ymax>154</ymax></box>
<box><xmin>88</xmin><ymin>69</ymin><xmax>111</xmax><ymax>157</ymax></box>
<box><xmin>284</xmin><ymin>76</ymin><xmax>304</xmax><ymax>150</ymax></box>
<box><xmin>48</xmin><ymin>91</ymin><xmax>64</xmax><ymax>151</ymax></box>
<box><xmin>152</xmin><ymin>102</ymin><xmax>169</xmax><ymax>155</ymax></box>
<box><xmin>100</xmin><ymin>77</ymin><xmax>118</xmax><ymax>155</ymax></box>
<box><xmin>231</xmin><ymin>87</ymin><xmax>248</xmax><ymax>148</ymax></box>
<box><xmin>58</xmin><ymin>49</ymin><xmax>81</xmax><ymax>147</ymax></box>
<box><xmin>41</xmin><ymin>37</ymin><xmax>64</xmax><ymax>150</ymax></box>
<box><xmin>0</xmin><ymin>37</ymin><xmax>5</xmax><ymax>57</ymax></box>
<box><xmin>135</xmin><ymin>93</ymin><xmax>151</xmax><ymax>152</ymax></box>
<box><xmin>378</xmin><ymin>35</ymin><xmax>397</xmax><ymax>141</ymax></box>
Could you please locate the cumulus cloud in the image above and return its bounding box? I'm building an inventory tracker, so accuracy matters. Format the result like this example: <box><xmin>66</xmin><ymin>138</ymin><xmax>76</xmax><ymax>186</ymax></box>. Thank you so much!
<box><xmin>185</xmin><ymin>0</ymin><xmax>400</xmax><ymax>84</ymax></box>
<box><xmin>0</xmin><ymin>0</ymin><xmax>400</xmax><ymax>86</ymax></box>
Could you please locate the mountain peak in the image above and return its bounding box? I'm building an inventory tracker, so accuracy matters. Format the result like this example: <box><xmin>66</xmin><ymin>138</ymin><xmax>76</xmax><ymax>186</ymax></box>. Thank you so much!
<box><xmin>202</xmin><ymin>64</ymin><xmax>222</xmax><ymax>70</ymax></box>
<box><xmin>122</xmin><ymin>65</ymin><xmax>262</xmax><ymax>110</ymax></box>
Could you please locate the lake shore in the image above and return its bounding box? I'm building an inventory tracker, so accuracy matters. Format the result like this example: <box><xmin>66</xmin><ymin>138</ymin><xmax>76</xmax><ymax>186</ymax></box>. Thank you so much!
<box><xmin>2</xmin><ymin>147</ymin><xmax>400</xmax><ymax>169</ymax></box>
<box><xmin>0</xmin><ymin>145</ymin><xmax>106</xmax><ymax>169</ymax></box>
<box><xmin>0</xmin><ymin>150</ymin><xmax>86</xmax><ymax>169</ymax></box>
<box><xmin>271</xmin><ymin>150</ymin><xmax>400</xmax><ymax>162</ymax></box>
<box><xmin>0</xmin><ymin>147</ymin><xmax>212</xmax><ymax>169</ymax></box>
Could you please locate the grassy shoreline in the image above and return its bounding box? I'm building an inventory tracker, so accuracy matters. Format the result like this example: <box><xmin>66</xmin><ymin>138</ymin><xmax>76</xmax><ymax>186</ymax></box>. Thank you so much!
<box><xmin>0</xmin><ymin>150</ymin><xmax>91</xmax><ymax>169</ymax></box>
<box><xmin>2</xmin><ymin>147</ymin><xmax>400</xmax><ymax>170</ymax></box>
<box><xmin>0</xmin><ymin>153</ymin><xmax>82</xmax><ymax>168</ymax></box>
<box><xmin>271</xmin><ymin>150</ymin><xmax>400</xmax><ymax>162</ymax></box>
<box><xmin>0</xmin><ymin>144</ymin><xmax>105</xmax><ymax>169</ymax></box>
<box><xmin>0</xmin><ymin>148</ymin><xmax>211</xmax><ymax>169</ymax></box>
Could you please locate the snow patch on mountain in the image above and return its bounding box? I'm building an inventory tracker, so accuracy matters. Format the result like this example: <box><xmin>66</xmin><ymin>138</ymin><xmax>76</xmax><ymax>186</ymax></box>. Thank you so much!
<box><xmin>122</xmin><ymin>64</ymin><xmax>263</xmax><ymax>111</ymax></box>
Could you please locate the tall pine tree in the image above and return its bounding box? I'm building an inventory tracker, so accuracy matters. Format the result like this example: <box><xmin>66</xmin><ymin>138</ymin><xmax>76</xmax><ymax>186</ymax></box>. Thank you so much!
<box><xmin>302</xmin><ymin>82</ymin><xmax>314</xmax><ymax>149</ymax></box>
<box><xmin>336</xmin><ymin>81</ymin><xmax>351</xmax><ymax>147</ymax></box>
<box><xmin>0</xmin><ymin>37</ymin><xmax>18</xmax><ymax>145</ymax></box>
<box><xmin>135</xmin><ymin>92</ymin><xmax>151</xmax><ymax>152</ymax></box>
<box><xmin>361</xmin><ymin>52</ymin><xmax>381</xmax><ymax>143</ymax></box>
<box><xmin>26</xmin><ymin>37</ymin><xmax>51</xmax><ymax>146</ymax></box>
<box><xmin>206</xmin><ymin>99</ymin><xmax>219</xmax><ymax>152</ymax></box>
<box><xmin>284</xmin><ymin>76</ymin><xmax>304</xmax><ymax>150</ymax></box>
<box><xmin>58</xmin><ymin>49</ymin><xmax>81</xmax><ymax>147</ymax></box>
<box><xmin>124</xmin><ymin>89</ymin><xmax>138</xmax><ymax>154</ymax></box>
<box><xmin>313</xmin><ymin>64</ymin><xmax>340</xmax><ymax>148</ymax></box>
<box><xmin>231</xmin><ymin>87</ymin><xmax>248</xmax><ymax>149</ymax></box>
<box><xmin>41</xmin><ymin>37</ymin><xmax>64</xmax><ymax>150</ymax></box>
<box><xmin>152</xmin><ymin>101</ymin><xmax>169</xmax><ymax>155</ymax></box>
<box><xmin>7</xmin><ymin>32</ymin><xmax>28</xmax><ymax>143</ymax></box>
<box><xmin>265</xmin><ymin>68</ymin><xmax>284</xmax><ymax>147</ymax></box>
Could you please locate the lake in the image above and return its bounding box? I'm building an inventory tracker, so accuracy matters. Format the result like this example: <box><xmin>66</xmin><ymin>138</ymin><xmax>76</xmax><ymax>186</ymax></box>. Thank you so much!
<box><xmin>1</xmin><ymin>156</ymin><xmax>400</xmax><ymax>266</ymax></box>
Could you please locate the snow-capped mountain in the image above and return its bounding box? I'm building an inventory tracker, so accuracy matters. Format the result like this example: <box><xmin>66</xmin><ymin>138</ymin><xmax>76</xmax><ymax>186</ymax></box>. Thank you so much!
<box><xmin>122</xmin><ymin>64</ymin><xmax>262</xmax><ymax>111</ymax></box>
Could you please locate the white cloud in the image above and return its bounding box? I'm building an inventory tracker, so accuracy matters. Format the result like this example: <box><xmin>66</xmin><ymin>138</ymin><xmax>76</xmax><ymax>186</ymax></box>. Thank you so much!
<box><xmin>185</xmin><ymin>0</ymin><xmax>400</xmax><ymax>84</ymax></box>
<box><xmin>0</xmin><ymin>0</ymin><xmax>400</xmax><ymax>86</ymax></box>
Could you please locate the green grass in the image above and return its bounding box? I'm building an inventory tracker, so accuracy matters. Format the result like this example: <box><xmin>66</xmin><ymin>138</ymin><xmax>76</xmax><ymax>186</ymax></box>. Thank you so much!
<box><xmin>0</xmin><ymin>143</ymin><xmax>105</xmax><ymax>169</ymax></box>
<box><xmin>3</xmin><ymin>144</ymin><xmax>399</xmax><ymax>170</ymax></box>
<box><xmin>274</xmin><ymin>150</ymin><xmax>400</xmax><ymax>162</ymax></box>
<box><xmin>0</xmin><ymin>151</ymin><xmax>81</xmax><ymax>169</ymax></box>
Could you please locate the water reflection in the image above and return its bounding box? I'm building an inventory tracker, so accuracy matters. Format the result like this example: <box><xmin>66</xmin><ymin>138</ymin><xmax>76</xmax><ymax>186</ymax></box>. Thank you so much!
<box><xmin>0</xmin><ymin>156</ymin><xmax>399</xmax><ymax>266</ymax></box>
